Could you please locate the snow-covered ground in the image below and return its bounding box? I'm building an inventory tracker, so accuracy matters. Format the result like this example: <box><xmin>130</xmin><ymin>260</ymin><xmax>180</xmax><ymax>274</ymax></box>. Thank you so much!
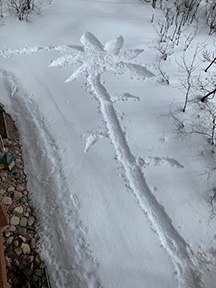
<box><xmin>0</xmin><ymin>0</ymin><xmax>216</xmax><ymax>287</ymax></box>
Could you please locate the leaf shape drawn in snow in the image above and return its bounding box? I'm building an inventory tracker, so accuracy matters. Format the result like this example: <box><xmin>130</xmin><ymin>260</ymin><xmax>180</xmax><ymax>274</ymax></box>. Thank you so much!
<box><xmin>123</xmin><ymin>49</ymin><xmax>144</xmax><ymax>60</ymax></box>
<box><xmin>84</xmin><ymin>133</ymin><xmax>99</xmax><ymax>153</ymax></box>
<box><xmin>116</xmin><ymin>62</ymin><xmax>155</xmax><ymax>79</ymax></box>
<box><xmin>0</xmin><ymin>46</ymin><xmax>40</xmax><ymax>58</ymax></box>
<box><xmin>80</xmin><ymin>31</ymin><xmax>104</xmax><ymax>52</ymax></box>
<box><xmin>65</xmin><ymin>65</ymin><xmax>86</xmax><ymax>83</ymax></box>
<box><xmin>54</xmin><ymin>45</ymin><xmax>84</xmax><ymax>53</ymax></box>
<box><xmin>50</xmin><ymin>54</ymin><xmax>80</xmax><ymax>68</ymax></box>
<box><xmin>84</xmin><ymin>126</ymin><xmax>107</xmax><ymax>153</ymax></box>
<box><xmin>104</xmin><ymin>36</ymin><xmax>124</xmax><ymax>56</ymax></box>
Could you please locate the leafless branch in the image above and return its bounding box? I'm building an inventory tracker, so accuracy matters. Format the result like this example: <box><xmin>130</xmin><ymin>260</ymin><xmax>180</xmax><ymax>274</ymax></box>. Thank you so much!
<box><xmin>205</xmin><ymin>57</ymin><xmax>216</xmax><ymax>72</ymax></box>
<box><xmin>176</xmin><ymin>44</ymin><xmax>201</xmax><ymax>112</ymax></box>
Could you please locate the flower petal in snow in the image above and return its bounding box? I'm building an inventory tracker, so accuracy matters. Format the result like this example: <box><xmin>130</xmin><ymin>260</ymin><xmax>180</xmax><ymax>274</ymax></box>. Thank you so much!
<box><xmin>49</xmin><ymin>54</ymin><xmax>81</xmax><ymax>68</ymax></box>
<box><xmin>104</xmin><ymin>36</ymin><xmax>124</xmax><ymax>56</ymax></box>
<box><xmin>0</xmin><ymin>46</ymin><xmax>40</xmax><ymax>58</ymax></box>
<box><xmin>65</xmin><ymin>65</ymin><xmax>86</xmax><ymax>83</ymax></box>
<box><xmin>116</xmin><ymin>62</ymin><xmax>155</xmax><ymax>79</ymax></box>
<box><xmin>0</xmin><ymin>44</ymin><xmax>84</xmax><ymax>58</ymax></box>
<box><xmin>54</xmin><ymin>45</ymin><xmax>84</xmax><ymax>53</ymax></box>
<box><xmin>123</xmin><ymin>49</ymin><xmax>144</xmax><ymax>60</ymax></box>
<box><xmin>80</xmin><ymin>31</ymin><xmax>104</xmax><ymax>52</ymax></box>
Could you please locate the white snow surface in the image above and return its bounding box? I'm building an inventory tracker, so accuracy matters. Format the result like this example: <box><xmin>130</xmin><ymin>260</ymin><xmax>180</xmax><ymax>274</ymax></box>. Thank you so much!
<box><xmin>0</xmin><ymin>1</ymin><xmax>216</xmax><ymax>288</ymax></box>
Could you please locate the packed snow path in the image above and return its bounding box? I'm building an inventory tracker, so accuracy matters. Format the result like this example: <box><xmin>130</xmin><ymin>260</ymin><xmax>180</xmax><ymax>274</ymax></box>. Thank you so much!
<box><xmin>51</xmin><ymin>32</ymin><xmax>202</xmax><ymax>288</ymax></box>
<box><xmin>1</xmin><ymin>71</ymin><xmax>102</xmax><ymax>288</ymax></box>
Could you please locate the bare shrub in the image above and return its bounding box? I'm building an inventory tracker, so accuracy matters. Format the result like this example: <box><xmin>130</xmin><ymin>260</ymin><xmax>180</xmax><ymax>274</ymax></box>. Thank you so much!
<box><xmin>176</xmin><ymin>44</ymin><xmax>201</xmax><ymax>112</ymax></box>
<box><xmin>154</xmin><ymin>58</ymin><xmax>170</xmax><ymax>84</ymax></box>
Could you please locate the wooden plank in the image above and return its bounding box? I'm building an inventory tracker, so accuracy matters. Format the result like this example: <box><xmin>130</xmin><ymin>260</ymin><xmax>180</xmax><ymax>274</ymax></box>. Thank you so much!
<box><xmin>0</xmin><ymin>204</ymin><xmax>8</xmax><ymax>228</ymax></box>
<box><xmin>0</xmin><ymin>109</ymin><xmax>7</xmax><ymax>139</ymax></box>
<box><xmin>2</xmin><ymin>113</ymin><xmax>9</xmax><ymax>140</ymax></box>
<box><xmin>0</xmin><ymin>232</ymin><xmax>7</xmax><ymax>288</ymax></box>
<box><xmin>0</xmin><ymin>203</ymin><xmax>8</xmax><ymax>288</ymax></box>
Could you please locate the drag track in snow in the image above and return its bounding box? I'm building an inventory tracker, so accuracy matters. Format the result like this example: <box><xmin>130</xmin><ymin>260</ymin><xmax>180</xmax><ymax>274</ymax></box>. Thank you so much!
<box><xmin>1</xmin><ymin>71</ymin><xmax>102</xmax><ymax>288</ymax></box>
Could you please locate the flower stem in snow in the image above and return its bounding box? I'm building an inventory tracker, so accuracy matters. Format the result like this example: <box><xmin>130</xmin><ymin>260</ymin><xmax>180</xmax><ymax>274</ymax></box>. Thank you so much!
<box><xmin>88</xmin><ymin>74</ymin><xmax>201</xmax><ymax>288</ymax></box>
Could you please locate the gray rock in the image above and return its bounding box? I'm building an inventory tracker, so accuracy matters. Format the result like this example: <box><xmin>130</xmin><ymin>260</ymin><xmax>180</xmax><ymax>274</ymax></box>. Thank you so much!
<box><xmin>19</xmin><ymin>235</ymin><xmax>26</xmax><ymax>242</ymax></box>
<box><xmin>20</xmin><ymin>217</ymin><xmax>27</xmax><ymax>227</ymax></box>
<box><xmin>25</xmin><ymin>207</ymin><xmax>31</xmax><ymax>214</ymax></box>
<box><xmin>1</xmin><ymin>172</ymin><xmax>7</xmax><ymax>178</ymax></box>
<box><xmin>28</xmin><ymin>255</ymin><xmax>34</xmax><ymax>263</ymax></box>
<box><xmin>4</xmin><ymin>231</ymin><xmax>12</xmax><ymax>238</ymax></box>
<box><xmin>7</xmin><ymin>186</ymin><xmax>15</xmax><ymax>192</ymax></box>
<box><xmin>6</xmin><ymin>236</ymin><xmax>14</xmax><ymax>245</ymax></box>
<box><xmin>36</xmin><ymin>269</ymin><xmax>44</xmax><ymax>277</ymax></box>
<box><xmin>5</xmin><ymin>256</ymin><xmax>12</xmax><ymax>268</ymax></box>
<box><xmin>34</xmin><ymin>254</ymin><xmax>41</xmax><ymax>265</ymax></box>
<box><xmin>23</xmin><ymin>191</ymin><xmax>28</xmax><ymax>196</ymax></box>
<box><xmin>28</xmin><ymin>216</ymin><xmax>35</xmax><ymax>226</ymax></box>
<box><xmin>7</xmin><ymin>225</ymin><xmax>16</xmax><ymax>232</ymax></box>
<box><xmin>14</xmin><ymin>247</ymin><xmax>22</xmax><ymax>256</ymax></box>
<box><xmin>26</xmin><ymin>231</ymin><xmax>34</xmax><ymax>242</ymax></box>
<box><xmin>0</xmin><ymin>189</ymin><xmax>5</xmax><ymax>195</ymax></box>
<box><xmin>21</xmin><ymin>243</ymin><xmax>30</xmax><ymax>254</ymax></box>
<box><xmin>30</xmin><ymin>238</ymin><xmax>37</xmax><ymax>249</ymax></box>
<box><xmin>3</xmin><ymin>197</ymin><xmax>12</xmax><ymax>205</ymax></box>
<box><xmin>15</xmin><ymin>158</ymin><xmax>21</xmax><ymax>164</ymax></box>
<box><xmin>10</xmin><ymin>216</ymin><xmax>20</xmax><ymax>226</ymax></box>
<box><xmin>13</xmin><ymin>240</ymin><xmax>19</xmax><ymax>247</ymax></box>
<box><xmin>15</xmin><ymin>226</ymin><xmax>27</xmax><ymax>235</ymax></box>
<box><xmin>20</xmin><ymin>197</ymin><xmax>27</xmax><ymax>204</ymax></box>
<box><xmin>13</xmin><ymin>206</ymin><xmax>24</xmax><ymax>215</ymax></box>
<box><xmin>16</xmin><ymin>185</ymin><xmax>25</xmax><ymax>192</ymax></box>
<box><xmin>13</xmin><ymin>191</ymin><xmax>22</xmax><ymax>200</ymax></box>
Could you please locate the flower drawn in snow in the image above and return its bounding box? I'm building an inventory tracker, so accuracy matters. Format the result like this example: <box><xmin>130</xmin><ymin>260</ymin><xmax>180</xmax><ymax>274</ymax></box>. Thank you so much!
<box><xmin>50</xmin><ymin>31</ymin><xmax>154</xmax><ymax>152</ymax></box>
<box><xmin>50</xmin><ymin>32</ymin><xmax>201</xmax><ymax>288</ymax></box>
<box><xmin>50</xmin><ymin>31</ymin><xmax>154</xmax><ymax>82</ymax></box>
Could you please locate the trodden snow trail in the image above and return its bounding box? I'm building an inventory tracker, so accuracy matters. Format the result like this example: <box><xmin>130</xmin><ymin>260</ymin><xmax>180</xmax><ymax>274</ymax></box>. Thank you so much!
<box><xmin>1</xmin><ymin>71</ymin><xmax>102</xmax><ymax>288</ymax></box>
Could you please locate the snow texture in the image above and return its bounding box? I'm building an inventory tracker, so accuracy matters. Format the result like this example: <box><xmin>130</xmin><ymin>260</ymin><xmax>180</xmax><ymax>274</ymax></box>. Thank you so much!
<box><xmin>0</xmin><ymin>1</ymin><xmax>215</xmax><ymax>288</ymax></box>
